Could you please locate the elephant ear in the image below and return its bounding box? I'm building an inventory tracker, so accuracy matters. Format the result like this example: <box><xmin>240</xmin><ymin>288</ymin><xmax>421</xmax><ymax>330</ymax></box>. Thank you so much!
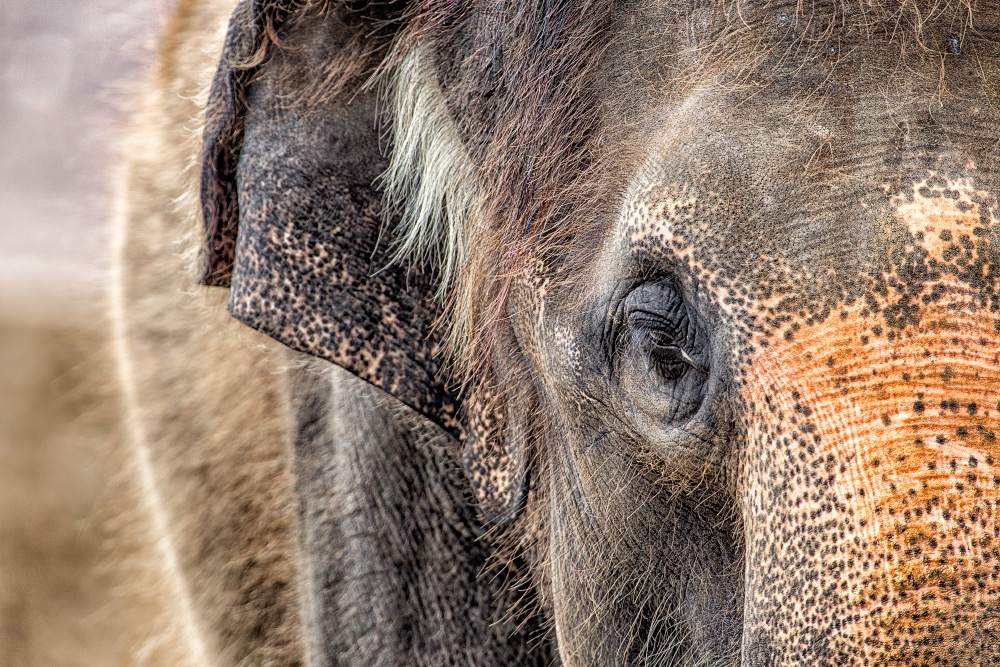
<box><xmin>199</xmin><ymin>0</ymin><xmax>527</xmax><ymax>523</ymax></box>
<box><xmin>462</xmin><ymin>389</ymin><xmax>529</xmax><ymax>524</ymax></box>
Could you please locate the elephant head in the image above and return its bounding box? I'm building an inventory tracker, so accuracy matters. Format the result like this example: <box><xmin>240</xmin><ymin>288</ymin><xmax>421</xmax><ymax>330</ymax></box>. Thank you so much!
<box><xmin>201</xmin><ymin>0</ymin><xmax>1000</xmax><ymax>664</ymax></box>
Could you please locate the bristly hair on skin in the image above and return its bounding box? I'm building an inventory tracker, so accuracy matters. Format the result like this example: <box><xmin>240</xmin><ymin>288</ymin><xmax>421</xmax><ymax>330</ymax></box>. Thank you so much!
<box><xmin>236</xmin><ymin>0</ymin><xmax>408</xmax><ymax>106</ymax></box>
<box><xmin>369</xmin><ymin>0</ymin><xmax>995</xmax><ymax>632</ymax></box>
<box><xmin>379</xmin><ymin>0</ymin><xmax>991</xmax><ymax>388</ymax></box>
<box><xmin>231</xmin><ymin>1</ymin><xmax>988</xmax><ymax>387</ymax></box>
<box><xmin>382</xmin><ymin>0</ymin><xmax>623</xmax><ymax>390</ymax></box>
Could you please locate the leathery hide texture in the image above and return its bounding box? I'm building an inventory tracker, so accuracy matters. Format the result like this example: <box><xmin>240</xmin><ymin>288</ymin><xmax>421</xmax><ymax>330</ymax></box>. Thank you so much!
<box><xmin>192</xmin><ymin>0</ymin><xmax>1000</xmax><ymax>665</ymax></box>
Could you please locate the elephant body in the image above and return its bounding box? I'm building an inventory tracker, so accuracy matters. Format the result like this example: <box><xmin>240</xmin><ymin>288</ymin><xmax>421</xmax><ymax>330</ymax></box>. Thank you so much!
<box><xmin>115</xmin><ymin>0</ymin><xmax>1000</xmax><ymax>665</ymax></box>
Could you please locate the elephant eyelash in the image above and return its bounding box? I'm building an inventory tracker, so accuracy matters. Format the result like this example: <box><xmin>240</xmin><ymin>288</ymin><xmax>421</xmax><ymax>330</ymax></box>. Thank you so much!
<box><xmin>650</xmin><ymin>339</ymin><xmax>709</xmax><ymax>377</ymax></box>
<box><xmin>609</xmin><ymin>279</ymin><xmax>707</xmax><ymax>381</ymax></box>
<box><xmin>629</xmin><ymin>310</ymin><xmax>689</xmax><ymax>347</ymax></box>
<box><xmin>647</xmin><ymin>344</ymin><xmax>691</xmax><ymax>381</ymax></box>
<box><xmin>616</xmin><ymin>316</ymin><xmax>708</xmax><ymax>381</ymax></box>
<box><xmin>637</xmin><ymin>324</ymin><xmax>708</xmax><ymax>378</ymax></box>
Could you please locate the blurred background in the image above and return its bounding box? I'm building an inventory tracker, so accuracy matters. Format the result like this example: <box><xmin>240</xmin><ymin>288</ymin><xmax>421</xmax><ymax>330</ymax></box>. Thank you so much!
<box><xmin>1</xmin><ymin>0</ymin><xmax>170</xmax><ymax>315</ymax></box>
<box><xmin>1</xmin><ymin>2</ymin><xmax>172</xmax><ymax>664</ymax></box>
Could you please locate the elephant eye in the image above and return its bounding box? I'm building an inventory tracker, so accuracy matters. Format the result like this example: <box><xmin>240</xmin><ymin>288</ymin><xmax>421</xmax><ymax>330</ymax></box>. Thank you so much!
<box><xmin>620</xmin><ymin>280</ymin><xmax>708</xmax><ymax>382</ymax></box>
<box><xmin>645</xmin><ymin>328</ymin><xmax>708</xmax><ymax>379</ymax></box>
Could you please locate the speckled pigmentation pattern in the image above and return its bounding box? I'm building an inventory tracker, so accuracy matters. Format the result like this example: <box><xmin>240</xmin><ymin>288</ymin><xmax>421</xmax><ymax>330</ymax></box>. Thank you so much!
<box><xmin>198</xmin><ymin>1</ymin><xmax>528</xmax><ymax>525</ymax></box>
<box><xmin>201</xmin><ymin>0</ymin><xmax>280</xmax><ymax>287</ymax></box>
<box><xmin>195</xmin><ymin>3</ymin><xmax>552</xmax><ymax>662</ymax></box>
<box><xmin>227</xmin><ymin>104</ymin><xmax>460</xmax><ymax>433</ymax></box>
<box><xmin>193</xmin><ymin>1</ymin><xmax>1000</xmax><ymax>665</ymax></box>
<box><xmin>200</xmin><ymin>3</ymin><xmax>461</xmax><ymax>436</ymax></box>
<box><xmin>461</xmin><ymin>389</ymin><xmax>529</xmax><ymax>523</ymax></box>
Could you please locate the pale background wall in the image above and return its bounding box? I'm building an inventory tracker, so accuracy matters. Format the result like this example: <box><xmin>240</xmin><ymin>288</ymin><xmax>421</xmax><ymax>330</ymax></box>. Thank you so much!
<box><xmin>0</xmin><ymin>3</ymin><xmax>179</xmax><ymax>665</ymax></box>
<box><xmin>0</xmin><ymin>0</ymin><xmax>171</xmax><ymax>320</ymax></box>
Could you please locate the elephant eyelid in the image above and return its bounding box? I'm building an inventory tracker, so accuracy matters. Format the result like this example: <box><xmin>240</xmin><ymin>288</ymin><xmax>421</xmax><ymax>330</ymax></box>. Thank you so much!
<box><xmin>607</xmin><ymin>278</ymin><xmax>708</xmax><ymax>380</ymax></box>
<box><xmin>628</xmin><ymin>310</ymin><xmax>687</xmax><ymax>342</ymax></box>
<box><xmin>627</xmin><ymin>304</ymin><xmax>693</xmax><ymax>350</ymax></box>
<box><xmin>635</xmin><ymin>324</ymin><xmax>709</xmax><ymax>376</ymax></box>
<box><xmin>672</xmin><ymin>346</ymin><xmax>709</xmax><ymax>375</ymax></box>
<box><xmin>627</xmin><ymin>294</ymin><xmax>708</xmax><ymax>375</ymax></box>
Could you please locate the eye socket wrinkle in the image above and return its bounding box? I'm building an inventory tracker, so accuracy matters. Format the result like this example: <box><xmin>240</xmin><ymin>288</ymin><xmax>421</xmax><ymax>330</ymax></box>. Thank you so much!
<box><xmin>614</xmin><ymin>280</ymin><xmax>710</xmax><ymax>381</ymax></box>
<box><xmin>629</xmin><ymin>309</ymin><xmax>689</xmax><ymax>346</ymax></box>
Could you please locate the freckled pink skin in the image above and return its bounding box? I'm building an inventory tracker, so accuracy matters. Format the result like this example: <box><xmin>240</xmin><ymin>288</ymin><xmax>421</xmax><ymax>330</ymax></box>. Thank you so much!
<box><xmin>739</xmin><ymin>182</ymin><xmax>1000</xmax><ymax>664</ymax></box>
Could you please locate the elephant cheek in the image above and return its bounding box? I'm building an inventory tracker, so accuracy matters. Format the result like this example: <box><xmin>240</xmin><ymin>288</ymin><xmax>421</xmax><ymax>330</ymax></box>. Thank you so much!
<box><xmin>737</xmin><ymin>297</ymin><xmax>1000</xmax><ymax>664</ymax></box>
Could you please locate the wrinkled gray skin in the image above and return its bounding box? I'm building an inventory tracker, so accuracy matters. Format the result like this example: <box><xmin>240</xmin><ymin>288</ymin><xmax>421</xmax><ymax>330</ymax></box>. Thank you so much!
<box><xmin>514</xmin><ymin>4</ymin><xmax>1000</xmax><ymax>665</ymax></box>
<box><xmin>117</xmin><ymin>1</ymin><xmax>1000</xmax><ymax>666</ymax></box>
<box><xmin>290</xmin><ymin>362</ymin><xmax>546</xmax><ymax>666</ymax></box>
<box><xmin>115</xmin><ymin>2</ymin><xmax>548</xmax><ymax>666</ymax></box>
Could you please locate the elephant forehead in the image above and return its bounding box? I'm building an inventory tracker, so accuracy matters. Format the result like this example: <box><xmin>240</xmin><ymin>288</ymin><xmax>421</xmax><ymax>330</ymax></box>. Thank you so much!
<box><xmin>621</xmin><ymin>166</ymin><xmax>1000</xmax><ymax>344</ymax></box>
<box><xmin>893</xmin><ymin>174</ymin><xmax>995</xmax><ymax>259</ymax></box>
<box><xmin>744</xmin><ymin>176</ymin><xmax>1000</xmax><ymax>493</ymax></box>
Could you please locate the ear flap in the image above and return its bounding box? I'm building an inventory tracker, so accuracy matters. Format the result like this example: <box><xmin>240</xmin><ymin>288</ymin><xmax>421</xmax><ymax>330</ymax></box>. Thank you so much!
<box><xmin>200</xmin><ymin>0</ymin><xmax>528</xmax><ymax>523</ymax></box>
<box><xmin>199</xmin><ymin>0</ymin><xmax>255</xmax><ymax>287</ymax></box>
<box><xmin>463</xmin><ymin>391</ymin><xmax>529</xmax><ymax>524</ymax></box>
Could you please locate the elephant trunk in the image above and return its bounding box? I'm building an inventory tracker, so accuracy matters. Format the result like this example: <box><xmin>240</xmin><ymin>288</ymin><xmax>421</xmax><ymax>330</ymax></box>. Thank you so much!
<box><xmin>740</xmin><ymin>309</ymin><xmax>1000</xmax><ymax>664</ymax></box>
<box><xmin>737</xmin><ymin>187</ymin><xmax>1000</xmax><ymax>665</ymax></box>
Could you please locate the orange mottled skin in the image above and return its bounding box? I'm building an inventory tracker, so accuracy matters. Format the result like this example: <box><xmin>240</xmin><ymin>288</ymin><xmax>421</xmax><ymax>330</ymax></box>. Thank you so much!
<box><xmin>741</xmin><ymin>176</ymin><xmax>1000</xmax><ymax>662</ymax></box>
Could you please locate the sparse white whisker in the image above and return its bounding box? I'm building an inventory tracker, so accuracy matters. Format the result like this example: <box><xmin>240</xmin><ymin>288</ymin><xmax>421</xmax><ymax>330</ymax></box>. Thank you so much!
<box><xmin>374</xmin><ymin>42</ymin><xmax>480</xmax><ymax>297</ymax></box>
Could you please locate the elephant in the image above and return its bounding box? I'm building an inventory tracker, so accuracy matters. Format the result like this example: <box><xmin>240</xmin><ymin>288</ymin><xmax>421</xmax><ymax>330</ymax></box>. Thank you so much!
<box><xmin>113</xmin><ymin>0</ymin><xmax>1000</xmax><ymax>665</ymax></box>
